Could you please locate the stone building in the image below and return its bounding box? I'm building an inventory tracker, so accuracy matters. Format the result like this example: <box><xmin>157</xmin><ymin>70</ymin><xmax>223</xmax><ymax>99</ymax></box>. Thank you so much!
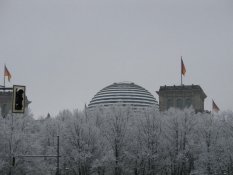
<box><xmin>157</xmin><ymin>85</ymin><xmax>207</xmax><ymax>112</ymax></box>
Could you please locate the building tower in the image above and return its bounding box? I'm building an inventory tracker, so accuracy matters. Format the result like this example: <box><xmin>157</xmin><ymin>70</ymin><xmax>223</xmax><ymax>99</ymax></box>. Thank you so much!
<box><xmin>157</xmin><ymin>85</ymin><xmax>207</xmax><ymax>112</ymax></box>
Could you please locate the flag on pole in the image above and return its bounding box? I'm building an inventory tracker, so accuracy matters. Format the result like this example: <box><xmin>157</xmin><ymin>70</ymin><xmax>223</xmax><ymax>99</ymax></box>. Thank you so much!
<box><xmin>212</xmin><ymin>100</ymin><xmax>220</xmax><ymax>113</ymax></box>
<box><xmin>181</xmin><ymin>57</ymin><xmax>186</xmax><ymax>76</ymax></box>
<box><xmin>4</xmin><ymin>65</ymin><xmax>12</xmax><ymax>82</ymax></box>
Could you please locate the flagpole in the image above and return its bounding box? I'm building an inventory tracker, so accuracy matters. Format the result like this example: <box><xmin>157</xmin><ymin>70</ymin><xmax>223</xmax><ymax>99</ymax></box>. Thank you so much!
<box><xmin>212</xmin><ymin>99</ymin><xmax>214</xmax><ymax>114</ymax></box>
<box><xmin>181</xmin><ymin>56</ymin><xmax>183</xmax><ymax>85</ymax></box>
<box><xmin>3</xmin><ymin>65</ymin><xmax>5</xmax><ymax>88</ymax></box>
<box><xmin>4</xmin><ymin>75</ymin><xmax>5</xmax><ymax>88</ymax></box>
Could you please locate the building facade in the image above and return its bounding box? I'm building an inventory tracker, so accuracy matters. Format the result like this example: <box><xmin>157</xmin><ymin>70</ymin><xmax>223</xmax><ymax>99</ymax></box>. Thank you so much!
<box><xmin>157</xmin><ymin>85</ymin><xmax>207</xmax><ymax>112</ymax></box>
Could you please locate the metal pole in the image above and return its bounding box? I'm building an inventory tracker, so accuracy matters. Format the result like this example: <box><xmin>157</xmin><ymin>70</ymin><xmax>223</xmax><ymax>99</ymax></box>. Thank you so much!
<box><xmin>9</xmin><ymin>114</ymin><xmax>14</xmax><ymax>175</ymax></box>
<box><xmin>4</xmin><ymin>73</ymin><xmax>5</xmax><ymax>88</ymax></box>
<box><xmin>3</xmin><ymin>64</ymin><xmax>6</xmax><ymax>89</ymax></box>
<box><xmin>56</xmin><ymin>135</ymin><xmax>60</xmax><ymax>175</ymax></box>
<box><xmin>181</xmin><ymin>57</ymin><xmax>183</xmax><ymax>85</ymax></box>
<box><xmin>16</xmin><ymin>155</ymin><xmax>61</xmax><ymax>158</ymax></box>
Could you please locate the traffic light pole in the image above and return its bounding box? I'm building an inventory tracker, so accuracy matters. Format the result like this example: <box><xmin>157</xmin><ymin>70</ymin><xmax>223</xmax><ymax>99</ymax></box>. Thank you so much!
<box><xmin>10</xmin><ymin>113</ymin><xmax>14</xmax><ymax>175</ymax></box>
<box><xmin>56</xmin><ymin>135</ymin><xmax>60</xmax><ymax>175</ymax></box>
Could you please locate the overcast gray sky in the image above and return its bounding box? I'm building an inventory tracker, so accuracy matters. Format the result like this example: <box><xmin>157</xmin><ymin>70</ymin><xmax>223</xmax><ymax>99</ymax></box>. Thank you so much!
<box><xmin>0</xmin><ymin>0</ymin><xmax>232</xmax><ymax>118</ymax></box>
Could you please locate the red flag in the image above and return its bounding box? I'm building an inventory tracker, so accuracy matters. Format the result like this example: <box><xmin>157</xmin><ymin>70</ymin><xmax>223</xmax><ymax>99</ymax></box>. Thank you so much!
<box><xmin>4</xmin><ymin>65</ymin><xmax>12</xmax><ymax>82</ymax></box>
<box><xmin>212</xmin><ymin>100</ymin><xmax>220</xmax><ymax>113</ymax></box>
<box><xmin>181</xmin><ymin>57</ymin><xmax>186</xmax><ymax>76</ymax></box>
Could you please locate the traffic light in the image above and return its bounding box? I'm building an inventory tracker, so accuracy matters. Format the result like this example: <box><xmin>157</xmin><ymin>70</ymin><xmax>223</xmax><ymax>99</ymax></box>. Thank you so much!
<box><xmin>12</xmin><ymin>85</ymin><xmax>26</xmax><ymax>113</ymax></box>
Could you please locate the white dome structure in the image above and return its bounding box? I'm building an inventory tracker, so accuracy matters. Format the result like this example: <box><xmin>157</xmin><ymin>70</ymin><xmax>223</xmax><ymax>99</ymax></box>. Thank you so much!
<box><xmin>88</xmin><ymin>82</ymin><xmax>158</xmax><ymax>109</ymax></box>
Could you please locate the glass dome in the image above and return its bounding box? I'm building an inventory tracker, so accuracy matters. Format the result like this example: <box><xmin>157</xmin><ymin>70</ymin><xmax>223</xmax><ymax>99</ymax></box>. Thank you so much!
<box><xmin>88</xmin><ymin>82</ymin><xmax>158</xmax><ymax>109</ymax></box>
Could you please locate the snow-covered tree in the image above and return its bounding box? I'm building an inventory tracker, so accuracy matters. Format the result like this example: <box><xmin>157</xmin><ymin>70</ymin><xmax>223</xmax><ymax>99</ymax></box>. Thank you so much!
<box><xmin>1</xmin><ymin>106</ymin><xmax>233</xmax><ymax>175</ymax></box>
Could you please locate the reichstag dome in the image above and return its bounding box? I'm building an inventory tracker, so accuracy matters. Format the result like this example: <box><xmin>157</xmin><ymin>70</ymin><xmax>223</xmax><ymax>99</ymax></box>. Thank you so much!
<box><xmin>88</xmin><ymin>82</ymin><xmax>158</xmax><ymax>109</ymax></box>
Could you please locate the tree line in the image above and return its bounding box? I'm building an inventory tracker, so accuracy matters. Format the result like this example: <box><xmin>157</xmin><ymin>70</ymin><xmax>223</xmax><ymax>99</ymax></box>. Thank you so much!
<box><xmin>0</xmin><ymin>107</ymin><xmax>233</xmax><ymax>175</ymax></box>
